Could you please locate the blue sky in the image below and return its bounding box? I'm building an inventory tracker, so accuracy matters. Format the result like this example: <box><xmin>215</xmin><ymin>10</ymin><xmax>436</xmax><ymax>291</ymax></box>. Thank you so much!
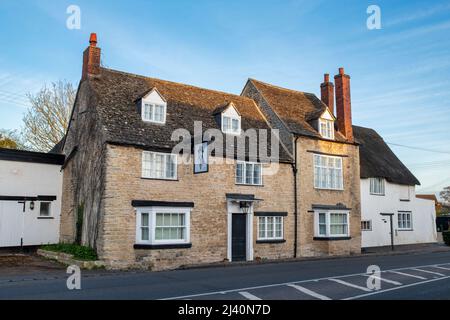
<box><xmin>0</xmin><ymin>0</ymin><xmax>449</xmax><ymax>194</ymax></box>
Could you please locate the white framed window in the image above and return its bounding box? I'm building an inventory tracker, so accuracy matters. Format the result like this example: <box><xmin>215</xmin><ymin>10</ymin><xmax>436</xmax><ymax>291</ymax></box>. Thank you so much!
<box><xmin>398</xmin><ymin>212</ymin><xmax>412</xmax><ymax>230</ymax></box>
<box><xmin>313</xmin><ymin>154</ymin><xmax>343</xmax><ymax>190</ymax></box>
<box><xmin>258</xmin><ymin>216</ymin><xmax>283</xmax><ymax>240</ymax></box>
<box><xmin>314</xmin><ymin>210</ymin><xmax>350</xmax><ymax>238</ymax></box>
<box><xmin>319</xmin><ymin>119</ymin><xmax>334</xmax><ymax>140</ymax></box>
<box><xmin>136</xmin><ymin>207</ymin><xmax>191</xmax><ymax>245</ymax></box>
<box><xmin>39</xmin><ymin>202</ymin><xmax>51</xmax><ymax>217</ymax></box>
<box><xmin>141</xmin><ymin>89</ymin><xmax>167</xmax><ymax>124</ymax></box>
<box><xmin>236</xmin><ymin>161</ymin><xmax>262</xmax><ymax>185</ymax></box>
<box><xmin>370</xmin><ymin>178</ymin><xmax>385</xmax><ymax>195</ymax></box>
<box><xmin>142</xmin><ymin>103</ymin><xmax>166</xmax><ymax>124</ymax></box>
<box><xmin>142</xmin><ymin>151</ymin><xmax>177</xmax><ymax>180</ymax></box>
<box><xmin>361</xmin><ymin>220</ymin><xmax>372</xmax><ymax>231</ymax></box>
<box><xmin>222</xmin><ymin>115</ymin><xmax>241</xmax><ymax>134</ymax></box>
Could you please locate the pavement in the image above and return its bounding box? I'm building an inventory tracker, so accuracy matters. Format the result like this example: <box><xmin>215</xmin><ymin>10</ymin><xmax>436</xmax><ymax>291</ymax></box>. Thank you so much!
<box><xmin>1</xmin><ymin>247</ymin><xmax>450</xmax><ymax>300</ymax></box>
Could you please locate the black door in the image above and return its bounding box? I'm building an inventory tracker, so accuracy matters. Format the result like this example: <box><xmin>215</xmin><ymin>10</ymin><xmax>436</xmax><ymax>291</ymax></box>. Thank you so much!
<box><xmin>232</xmin><ymin>214</ymin><xmax>247</xmax><ymax>261</ymax></box>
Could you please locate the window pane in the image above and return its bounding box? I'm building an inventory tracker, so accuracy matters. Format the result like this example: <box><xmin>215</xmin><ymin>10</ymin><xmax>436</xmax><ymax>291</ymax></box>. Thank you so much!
<box><xmin>179</xmin><ymin>214</ymin><xmax>185</xmax><ymax>226</ymax></box>
<box><xmin>155</xmin><ymin>213</ymin><xmax>163</xmax><ymax>226</ymax></box>
<box><xmin>275</xmin><ymin>217</ymin><xmax>282</xmax><ymax>238</ymax></box>
<box><xmin>258</xmin><ymin>217</ymin><xmax>266</xmax><ymax>238</ymax></box>
<box><xmin>236</xmin><ymin>163</ymin><xmax>244</xmax><ymax>184</ymax></box>
<box><xmin>331</xmin><ymin>225</ymin><xmax>345</xmax><ymax>235</ymax></box>
<box><xmin>253</xmin><ymin>164</ymin><xmax>261</xmax><ymax>185</ymax></box>
<box><xmin>143</xmin><ymin>104</ymin><xmax>153</xmax><ymax>120</ymax></box>
<box><xmin>232</xmin><ymin>118</ymin><xmax>239</xmax><ymax>132</ymax></box>
<box><xmin>154</xmin><ymin>105</ymin><xmax>164</xmax><ymax>122</ymax></box>
<box><xmin>141</xmin><ymin>213</ymin><xmax>149</xmax><ymax>227</ymax></box>
<box><xmin>170</xmin><ymin>228</ymin><xmax>178</xmax><ymax>239</ymax></box>
<box><xmin>142</xmin><ymin>152</ymin><xmax>151</xmax><ymax>177</ymax></box>
<box><xmin>166</xmin><ymin>155</ymin><xmax>176</xmax><ymax>179</ymax></box>
<box><xmin>319</xmin><ymin>213</ymin><xmax>327</xmax><ymax>235</ymax></box>
<box><xmin>245</xmin><ymin>163</ymin><xmax>253</xmax><ymax>184</ymax></box>
<box><xmin>40</xmin><ymin>202</ymin><xmax>50</xmax><ymax>216</ymax></box>
<box><xmin>267</xmin><ymin>217</ymin><xmax>274</xmax><ymax>237</ymax></box>
<box><xmin>319</xmin><ymin>213</ymin><xmax>326</xmax><ymax>224</ymax></box>
<box><xmin>223</xmin><ymin>116</ymin><xmax>231</xmax><ymax>131</ymax></box>
<box><xmin>319</xmin><ymin>225</ymin><xmax>326</xmax><ymax>235</ymax></box>
<box><xmin>141</xmin><ymin>227</ymin><xmax>149</xmax><ymax>241</ymax></box>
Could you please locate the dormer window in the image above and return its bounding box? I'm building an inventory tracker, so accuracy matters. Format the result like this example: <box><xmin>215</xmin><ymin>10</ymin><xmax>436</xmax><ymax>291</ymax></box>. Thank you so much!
<box><xmin>319</xmin><ymin>119</ymin><xmax>334</xmax><ymax>139</ymax></box>
<box><xmin>318</xmin><ymin>108</ymin><xmax>335</xmax><ymax>140</ymax></box>
<box><xmin>221</xmin><ymin>103</ymin><xmax>241</xmax><ymax>135</ymax></box>
<box><xmin>143</xmin><ymin>103</ymin><xmax>165</xmax><ymax>123</ymax></box>
<box><xmin>141</xmin><ymin>88</ymin><xmax>167</xmax><ymax>124</ymax></box>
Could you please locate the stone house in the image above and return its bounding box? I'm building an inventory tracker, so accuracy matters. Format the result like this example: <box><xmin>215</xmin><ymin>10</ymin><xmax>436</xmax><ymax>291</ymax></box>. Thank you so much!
<box><xmin>60</xmin><ymin>34</ymin><xmax>361</xmax><ymax>270</ymax></box>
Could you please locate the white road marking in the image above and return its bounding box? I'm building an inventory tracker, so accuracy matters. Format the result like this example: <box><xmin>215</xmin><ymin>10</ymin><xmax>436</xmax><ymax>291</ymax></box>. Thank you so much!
<box><xmin>239</xmin><ymin>291</ymin><xmax>262</xmax><ymax>300</ymax></box>
<box><xmin>287</xmin><ymin>284</ymin><xmax>331</xmax><ymax>300</ymax></box>
<box><xmin>411</xmin><ymin>268</ymin><xmax>445</xmax><ymax>277</ymax></box>
<box><xmin>159</xmin><ymin>262</ymin><xmax>450</xmax><ymax>300</ymax></box>
<box><xmin>344</xmin><ymin>276</ymin><xmax>450</xmax><ymax>300</ymax></box>
<box><xmin>433</xmin><ymin>265</ymin><xmax>450</xmax><ymax>271</ymax></box>
<box><xmin>389</xmin><ymin>270</ymin><xmax>427</xmax><ymax>280</ymax></box>
<box><xmin>366</xmin><ymin>275</ymin><xmax>402</xmax><ymax>286</ymax></box>
<box><xmin>328</xmin><ymin>278</ymin><xmax>372</xmax><ymax>292</ymax></box>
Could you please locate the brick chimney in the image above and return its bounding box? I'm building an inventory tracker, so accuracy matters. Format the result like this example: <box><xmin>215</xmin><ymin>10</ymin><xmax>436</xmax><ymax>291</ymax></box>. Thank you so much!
<box><xmin>82</xmin><ymin>33</ymin><xmax>101</xmax><ymax>81</ymax></box>
<box><xmin>320</xmin><ymin>73</ymin><xmax>334</xmax><ymax>115</ymax></box>
<box><xmin>334</xmin><ymin>67</ymin><xmax>353</xmax><ymax>141</ymax></box>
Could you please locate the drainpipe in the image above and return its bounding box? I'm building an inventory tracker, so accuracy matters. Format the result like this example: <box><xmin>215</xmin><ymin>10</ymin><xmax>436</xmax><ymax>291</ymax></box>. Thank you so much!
<box><xmin>292</xmin><ymin>136</ymin><xmax>299</xmax><ymax>258</ymax></box>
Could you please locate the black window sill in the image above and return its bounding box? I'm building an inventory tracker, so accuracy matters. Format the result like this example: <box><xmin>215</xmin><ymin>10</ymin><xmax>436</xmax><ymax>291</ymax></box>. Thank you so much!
<box><xmin>370</xmin><ymin>193</ymin><xmax>385</xmax><ymax>196</ymax></box>
<box><xmin>134</xmin><ymin>243</ymin><xmax>192</xmax><ymax>250</ymax></box>
<box><xmin>399</xmin><ymin>199</ymin><xmax>411</xmax><ymax>202</ymax></box>
<box><xmin>313</xmin><ymin>237</ymin><xmax>351</xmax><ymax>241</ymax></box>
<box><xmin>256</xmin><ymin>239</ymin><xmax>286</xmax><ymax>244</ymax></box>
<box><xmin>397</xmin><ymin>229</ymin><xmax>414</xmax><ymax>232</ymax></box>
<box><xmin>37</xmin><ymin>216</ymin><xmax>54</xmax><ymax>220</ymax></box>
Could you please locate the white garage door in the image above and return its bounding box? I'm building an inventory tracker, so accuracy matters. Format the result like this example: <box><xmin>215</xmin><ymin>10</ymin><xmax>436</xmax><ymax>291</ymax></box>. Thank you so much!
<box><xmin>0</xmin><ymin>201</ymin><xmax>24</xmax><ymax>247</ymax></box>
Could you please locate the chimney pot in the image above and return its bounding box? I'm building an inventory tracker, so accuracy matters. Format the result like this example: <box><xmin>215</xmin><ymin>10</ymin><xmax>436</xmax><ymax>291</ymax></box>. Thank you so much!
<box><xmin>324</xmin><ymin>74</ymin><xmax>330</xmax><ymax>82</ymax></box>
<box><xmin>89</xmin><ymin>33</ymin><xmax>97</xmax><ymax>46</ymax></box>
<box><xmin>82</xmin><ymin>33</ymin><xmax>101</xmax><ymax>81</ymax></box>
<box><xmin>339</xmin><ymin>67</ymin><xmax>345</xmax><ymax>75</ymax></box>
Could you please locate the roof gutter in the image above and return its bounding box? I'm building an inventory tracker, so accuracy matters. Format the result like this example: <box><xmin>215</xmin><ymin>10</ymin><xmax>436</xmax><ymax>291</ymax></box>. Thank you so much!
<box><xmin>292</xmin><ymin>136</ymin><xmax>299</xmax><ymax>258</ymax></box>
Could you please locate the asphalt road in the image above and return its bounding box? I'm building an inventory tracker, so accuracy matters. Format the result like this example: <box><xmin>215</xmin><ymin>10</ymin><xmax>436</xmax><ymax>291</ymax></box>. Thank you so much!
<box><xmin>1</xmin><ymin>251</ymin><xmax>450</xmax><ymax>300</ymax></box>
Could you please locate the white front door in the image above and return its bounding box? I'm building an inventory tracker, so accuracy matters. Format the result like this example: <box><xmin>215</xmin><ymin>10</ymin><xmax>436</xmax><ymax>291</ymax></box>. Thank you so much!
<box><xmin>0</xmin><ymin>201</ymin><xmax>25</xmax><ymax>247</ymax></box>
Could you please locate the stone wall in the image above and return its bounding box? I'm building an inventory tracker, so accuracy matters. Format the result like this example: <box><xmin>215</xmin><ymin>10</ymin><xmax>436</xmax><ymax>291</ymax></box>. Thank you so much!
<box><xmin>60</xmin><ymin>80</ymin><xmax>107</xmax><ymax>251</ymax></box>
<box><xmin>296</xmin><ymin>137</ymin><xmax>361</xmax><ymax>256</ymax></box>
<box><xmin>100</xmin><ymin>144</ymin><xmax>295</xmax><ymax>270</ymax></box>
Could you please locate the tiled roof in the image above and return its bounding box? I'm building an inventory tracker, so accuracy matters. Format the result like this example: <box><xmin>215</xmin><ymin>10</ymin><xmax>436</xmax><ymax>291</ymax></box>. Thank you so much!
<box><xmin>248</xmin><ymin>79</ymin><xmax>348</xmax><ymax>142</ymax></box>
<box><xmin>88</xmin><ymin>68</ymin><xmax>292</xmax><ymax>162</ymax></box>
<box><xmin>353</xmin><ymin>125</ymin><xmax>420</xmax><ymax>186</ymax></box>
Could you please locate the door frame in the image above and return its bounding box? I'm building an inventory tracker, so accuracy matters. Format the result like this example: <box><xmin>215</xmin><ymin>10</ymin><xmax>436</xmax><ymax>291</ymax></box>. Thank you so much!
<box><xmin>226</xmin><ymin>200</ymin><xmax>253</xmax><ymax>262</ymax></box>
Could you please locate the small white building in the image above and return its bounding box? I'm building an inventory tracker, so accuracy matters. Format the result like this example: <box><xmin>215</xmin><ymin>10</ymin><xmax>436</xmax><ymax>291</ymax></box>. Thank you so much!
<box><xmin>0</xmin><ymin>148</ymin><xmax>64</xmax><ymax>248</ymax></box>
<box><xmin>354</xmin><ymin>126</ymin><xmax>437</xmax><ymax>249</ymax></box>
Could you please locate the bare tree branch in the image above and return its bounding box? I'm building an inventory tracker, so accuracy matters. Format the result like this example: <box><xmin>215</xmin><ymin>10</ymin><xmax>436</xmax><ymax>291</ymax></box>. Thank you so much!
<box><xmin>21</xmin><ymin>80</ymin><xmax>75</xmax><ymax>152</ymax></box>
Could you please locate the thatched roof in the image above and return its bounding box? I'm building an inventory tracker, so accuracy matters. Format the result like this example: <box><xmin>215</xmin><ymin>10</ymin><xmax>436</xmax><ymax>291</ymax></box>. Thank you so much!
<box><xmin>353</xmin><ymin>125</ymin><xmax>420</xmax><ymax>185</ymax></box>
